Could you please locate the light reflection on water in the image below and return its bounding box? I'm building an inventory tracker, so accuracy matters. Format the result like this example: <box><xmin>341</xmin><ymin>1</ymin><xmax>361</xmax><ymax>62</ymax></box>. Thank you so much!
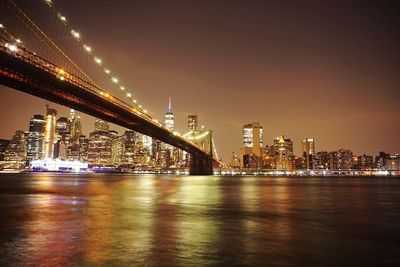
<box><xmin>0</xmin><ymin>173</ymin><xmax>400</xmax><ymax>266</ymax></box>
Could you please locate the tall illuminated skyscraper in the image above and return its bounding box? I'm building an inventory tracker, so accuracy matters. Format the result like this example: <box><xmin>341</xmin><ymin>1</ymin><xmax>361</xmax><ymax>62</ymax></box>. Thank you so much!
<box><xmin>67</xmin><ymin>109</ymin><xmax>82</xmax><ymax>143</ymax></box>
<box><xmin>274</xmin><ymin>135</ymin><xmax>294</xmax><ymax>170</ymax></box>
<box><xmin>27</xmin><ymin>114</ymin><xmax>45</xmax><ymax>162</ymax></box>
<box><xmin>44</xmin><ymin>106</ymin><xmax>57</xmax><ymax>159</ymax></box>
<box><xmin>165</xmin><ymin>97</ymin><xmax>174</xmax><ymax>129</ymax></box>
<box><xmin>4</xmin><ymin>130</ymin><xmax>28</xmax><ymax>169</ymax></box>
<box><xmin>301</xmin><ymin>138</ymin><xmax>315</xmax><ymax>169</ymax></box>
<box><xmin>242</xmin><ymin>122</ymin><xmax>263</xmax><ymax>157</ymax></box>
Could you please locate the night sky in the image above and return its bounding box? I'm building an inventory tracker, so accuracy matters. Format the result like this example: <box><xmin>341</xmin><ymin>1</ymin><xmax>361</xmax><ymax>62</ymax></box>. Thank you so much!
<box><xmin>0</xmin><ymin>0</ymin><xmax>399</xmax><ymax>161</ymax></box>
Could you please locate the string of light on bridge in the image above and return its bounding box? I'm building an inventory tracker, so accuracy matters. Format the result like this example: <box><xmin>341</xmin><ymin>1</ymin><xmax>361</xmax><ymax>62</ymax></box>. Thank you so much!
<box><xmin>2</xmin><ymin>4</ymin><xmax>219</xmax><ymax>157</ymax></box>
<box><xmin>0</xmin><ymin>23</ymin><xmax>24</xmax><ymax>52</ymax></box>
<box><xmin>43</xmin><ymin>0</ymin><xmax>149</xmax><ymax>115</ymax></box>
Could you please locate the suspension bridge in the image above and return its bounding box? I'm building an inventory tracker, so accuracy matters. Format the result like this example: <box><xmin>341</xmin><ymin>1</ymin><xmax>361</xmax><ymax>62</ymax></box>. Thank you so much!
<box><xmin>0</xmin><ymin>0</ymin><xmax>222</xmax><ymax>174</ymax></box>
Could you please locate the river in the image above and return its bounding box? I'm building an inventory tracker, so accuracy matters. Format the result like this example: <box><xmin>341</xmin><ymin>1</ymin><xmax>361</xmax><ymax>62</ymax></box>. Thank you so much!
<box><xmin>0</xmin><ymin>173</ymin><xmax>399</xmax><ymax>266</ymax></box>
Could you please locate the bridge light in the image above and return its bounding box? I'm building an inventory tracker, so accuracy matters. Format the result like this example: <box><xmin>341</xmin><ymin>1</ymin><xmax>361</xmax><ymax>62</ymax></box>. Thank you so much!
<box><xmin>59</xmin><ymin>76</ymin><xmax>65</xmax><ymax>81</ymax></box>
<box><xmin>58</xmin><ymin>68</ymin><xmax>65</xmax><ymax>75</ymax></box>
<box><xmin>57</xmin><ymin>13</ymin><xmax>67</xmax><ymax>22</ymax></box>
<box><xmin>119</xmin><ymin>86</ymin><xmax>125</xmax><ymax>90</ymax></box>
<box><xmin>173</xmin><ymin>131</ymin><xmax>181</xmax><ymax>136</ymax></box>
<box><xmin>15</xmin><ymin>39</ymin><xmax>22</xmax><ymax>44</ymax></box>
<box><xmin>7</xmin><ymin>44</ymin><xmax>18</xmax><ymax>52</ymax></box>
<box><xmin>0</xmin><ymin>24</ymin><xmax>4</xmax><ymax>28</ymax></box>
<box><xmin>104</xmin><ymin>69</ymin><xmax>110</xmax><ymax>74</ymax></box>
<box><xmin>83</xmin><ymin>44</ymin><xmax>91</xmax><ymax>52</ymax></box>
<box><xmin>94</xmin><ymin>57</ymin><xmax>102</xmax><ymax>64</ymax></box>
<box><xmin>133</xmin><ymin>99</ymin><xmax>137</xmax><ymax>103</ymax></box>
<box><xmin>126</xmin><ymin>93</ymin><xmax>131</xmax><ymax>97</ymax></box>
<box><xmin>139</xmin><ymin>105</ymin><xmax>142</xmax><ymax>108</ymax></box>
<box><xmin>144</xmin><ymin>109</ymin><xmax>148</xmax><ymax>113</ymax></box>
<box><xmin>111</xmin><ymin>77</ymin><xmax>118</xmax><ymax>83</ymax></box>
<box><xmin>99</xmin><ymin>92</ymin><xmax>104</xmax><ymax>96</ymax></box>
<box><xmin>44</xmin><ymin>0</ymin><xmax>52</xmax><ymax>5</ymax></box>
<box><xmin>71</xmin><ymin>30</ymin><xmax>80</xmax><ymax>39</ymax></box>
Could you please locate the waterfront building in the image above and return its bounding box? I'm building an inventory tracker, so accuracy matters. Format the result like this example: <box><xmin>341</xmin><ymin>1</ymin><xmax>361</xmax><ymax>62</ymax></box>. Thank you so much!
<box><xmin>243</xmin><ymin>154</ymin><xmax>262</xmax><ymax>169</ymax></box>
<box><xmin>0</xmin><ymin>139</ymin><xmax>10</xmax><ymax>162</ymax></box>
<box><xmin>330</xmin><ymin>149</ymin><xmax>353</xmax><ymax>170</ymax></box>
<box><xmin>4</xmin><ymin>130</ymin><xmax>28</xmax><ymax>169</ymax></box>
<box><xmin>241</xmin><ymin>122</ymin><xmax>263</xmax><ymax>167</ymax></box>
<box><xmin>375</xmin><ymin>151</ymin><xmax>390</xmax><ymax>169</ymax></box>
<box><xmin>274</xmin><ymin>135</ymin><xmax>294</xmax><ymax>170</ymax></box>
<box><xmin>26</xmin><ymin>114</ymin><xmax>45</xmax><ymax>162</ymax></box>
<box><xmin>354</xmin><ymin>154</ymin><xmax>374</xmax><ymax>169</ymax></box>
<box><xmin>44</xmin><ymin>107</ymin><xmax>57</xmax><ymax>159</ymax></box>
<box><xmin>386</xmin><ymin>154</ymin><xmax>400</xmax><ymax>170</ymax></box>
<box><xmin>188</xmin><ymin>115</ymin><xmax>198</xmax><ymax>132</ymax></box>
<box><xmin>88</xmin><ymin>130</ymin><xmax>112</xmax><ymax>166</ymax></box>
<box><xmin>313</xmin><ymin>151</ymin><xmax>330</xmax><ymax>169</ymax></box>
<box><xmin>30</xmin><ymin>158</ymin><xmax>88</xmax><ymax>172</ymax></box>
<box><xmin>301</xmin><ymin>138</ymin><xmax>315</xmax><ymax>169</ymax></box>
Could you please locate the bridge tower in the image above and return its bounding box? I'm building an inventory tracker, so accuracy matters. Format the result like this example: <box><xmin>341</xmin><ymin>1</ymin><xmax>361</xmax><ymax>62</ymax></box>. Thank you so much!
<box><xmin>188</xmin><ymin>130</ymin><xmax>214</xmax><ymax>175</ymax></box>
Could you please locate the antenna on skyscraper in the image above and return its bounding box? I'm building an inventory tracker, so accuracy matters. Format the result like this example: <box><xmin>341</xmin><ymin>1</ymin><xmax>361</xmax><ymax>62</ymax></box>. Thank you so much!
<box><xmin>168</xmin><ymin>97</ymin><xmax>172</xmax><ymax>113</ymax></box>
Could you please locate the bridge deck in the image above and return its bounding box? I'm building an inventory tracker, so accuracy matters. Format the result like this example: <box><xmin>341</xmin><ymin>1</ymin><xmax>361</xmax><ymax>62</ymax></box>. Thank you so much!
<box><xmin>0</xmin><ymin>46</ymin><xmax>208</xmax><ymax>158</ymax></box>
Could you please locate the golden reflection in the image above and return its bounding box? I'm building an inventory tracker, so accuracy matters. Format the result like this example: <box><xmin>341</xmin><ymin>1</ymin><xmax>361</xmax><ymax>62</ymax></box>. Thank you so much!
<box><xmin>176</xmin><ymin>176</ymin><xmax>221</xmax><ymax>263</ymax></box>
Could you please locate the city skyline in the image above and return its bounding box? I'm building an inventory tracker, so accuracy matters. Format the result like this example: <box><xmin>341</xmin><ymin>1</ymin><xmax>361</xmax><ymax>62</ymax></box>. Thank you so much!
<box><xmin>0</xmin><ymin>0</ymin><xmax>399</xmax><ymax>161</ymax></box>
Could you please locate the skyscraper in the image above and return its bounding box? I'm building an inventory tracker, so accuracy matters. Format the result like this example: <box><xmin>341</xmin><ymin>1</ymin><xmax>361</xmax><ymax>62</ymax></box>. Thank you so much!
<box><xmin>165</xmin><ymin>97</ymin><xmax>174</xmax><ymax>129</ymax></box>
<box><xmin>188</xmin><ymin>115</ymin><xmax>198</xmax><ymax>132</ymax></box>
<box><xmin>67</xmin><ymin>109</ymin><xmax>82</xmax><ymax>143</ymax></box>
<box><xmin>94</xmin><ymin>119</ymin><xmax>109</xmax><ymax>132</ymax></box>
<box><xmin>27</xmin><ymin>114</ymin><xmax>45</xmax><ymax>162</ymax></box>
<box><xmin>44</xmin><ymin>106</ymin><xmax>57</xmax><ymax>159</ymax></box>
<box><xmin>242</xmin><ymin>122</ymin><xmax>263</xmax><ymax>157</ymax></box>
<box><xmin>78</xmin><ymin>135</ymin><xmax>89</xmax><ymax>162</ymax></box>
<box><xmin>0</xmin><ymin>139</ymin><xmax>10</xmax><ymax>162</ymax></box>
<box><xmin>301</xmin><ymin>138</ymin><xmax>315</xmax><ymax>169</ymax></box>
<box><xmin>56</xmin><ymin>117</ymin><xmax>68</xmax><ymax>135</ymax></box>
<box><xmin>330</xmin><ymin>149</ymin><xmax>353</xmax><ymax>170</ymax></box>
<box><xmin>122</xmin><ymin>130</ymin><xmax>136</xmax><ymax>165</ymax></box>
<box><xmin>4</xmin><ymin>130</ymin><xmax>28</xmax><ymax>169</ymax></box>
<box><xmin>88</xmin><ymin>131</ymin><xmax>112</xmax><ymax>166</ymax></box>
<box><xmin>274</xmin><ymin>135</ymin><xmax>294</xmax><ymax>170</ymax></box>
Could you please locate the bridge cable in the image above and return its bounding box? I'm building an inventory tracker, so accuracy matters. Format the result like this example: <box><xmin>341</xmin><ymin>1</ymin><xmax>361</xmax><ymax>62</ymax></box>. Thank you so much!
<box><xmin>41</xmin><ymin>0</ymin><xmax>151</xmax><ymax>116</ymax></box>
<box><xmin>4</xmin><ymin>0</ymin><xmax>99</xmax><ymax>87</ymax></box>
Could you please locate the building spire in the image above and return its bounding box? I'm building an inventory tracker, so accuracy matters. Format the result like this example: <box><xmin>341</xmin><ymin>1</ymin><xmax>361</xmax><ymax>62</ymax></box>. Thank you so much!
<box><xmin>168</xmin><ymin>97</ymin><xmax>172</xmax><ymax>113</ymax></box>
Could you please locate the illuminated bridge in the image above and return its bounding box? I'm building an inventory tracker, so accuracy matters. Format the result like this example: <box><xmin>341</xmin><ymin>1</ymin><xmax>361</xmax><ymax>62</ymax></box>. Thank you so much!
<box><xmin>0</xmin><ymin>0</ymin><xmax>221</xmax><ymax>174</ymax></box>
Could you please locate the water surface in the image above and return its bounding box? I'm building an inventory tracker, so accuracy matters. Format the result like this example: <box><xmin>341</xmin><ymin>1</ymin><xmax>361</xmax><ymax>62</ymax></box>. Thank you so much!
<box><xmin>0</xmin><ymin>173</ymin><xmax>399</xmax><ymax>266</ymax></box>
